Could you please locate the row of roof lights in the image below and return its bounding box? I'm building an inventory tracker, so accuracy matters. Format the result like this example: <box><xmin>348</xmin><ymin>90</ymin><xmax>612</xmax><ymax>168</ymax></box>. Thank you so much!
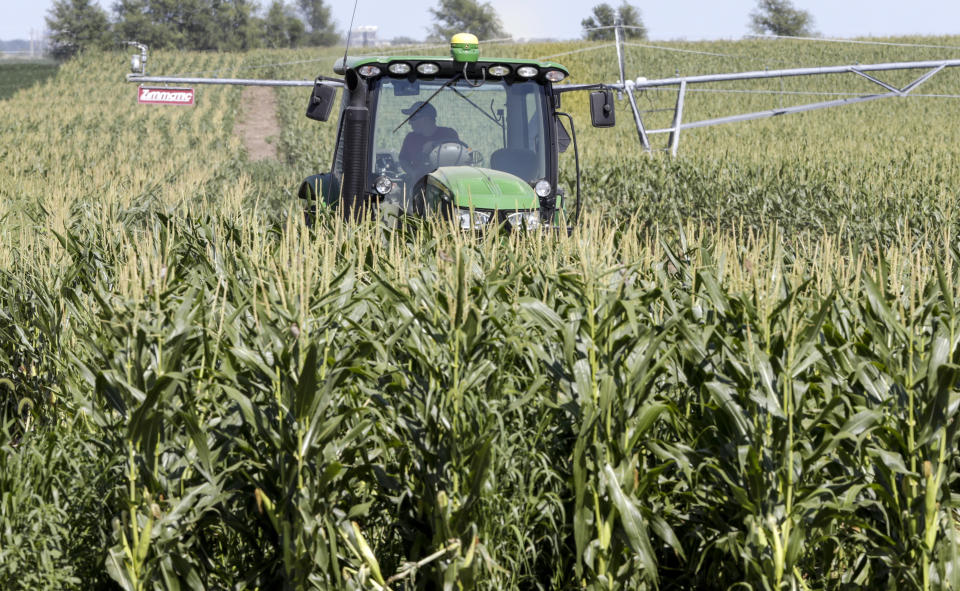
<box><xmin>357</xmin><ymin>63</ymin><xmax>565</xmax><ymax>82</ymax></box>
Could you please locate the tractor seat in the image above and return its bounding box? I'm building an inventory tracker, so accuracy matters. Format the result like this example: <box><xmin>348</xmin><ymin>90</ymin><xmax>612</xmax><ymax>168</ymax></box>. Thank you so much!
<box><xmin>490</xmin><ymin>148</ymin><xmax>538</xmax><ymax>181</ymax></box>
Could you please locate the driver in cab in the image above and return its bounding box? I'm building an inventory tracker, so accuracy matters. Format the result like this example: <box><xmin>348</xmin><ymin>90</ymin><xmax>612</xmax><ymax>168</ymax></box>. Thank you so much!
<box><xmin>399</xmin><ymin>101</ymin><xmax>459</xmax><ymax>181</ymax></box>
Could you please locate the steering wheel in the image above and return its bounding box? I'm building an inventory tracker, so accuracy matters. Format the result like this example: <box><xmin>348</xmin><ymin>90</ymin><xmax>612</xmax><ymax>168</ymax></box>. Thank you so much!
<box><xmin>375</xmin><ymin>151</ymin><xmax>401</xmax><ymax>175</ymax></box>
<box><xmin>425</xmin><ymin>141</ymin><xmax>483</xmax><ymax>168</ymax></box>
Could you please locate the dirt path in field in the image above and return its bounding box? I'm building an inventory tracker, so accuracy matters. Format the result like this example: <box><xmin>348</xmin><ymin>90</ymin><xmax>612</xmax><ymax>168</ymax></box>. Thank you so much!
<box><xmin>235</xmin><ymin>86</ymin><xmax>280</xmax><ymax>161</ymax></box>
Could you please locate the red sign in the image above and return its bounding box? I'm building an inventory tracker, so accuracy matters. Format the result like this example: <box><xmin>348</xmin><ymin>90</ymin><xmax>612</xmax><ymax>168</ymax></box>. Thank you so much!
<box><xmin>137</xmin><ymin>86</ymin><xmax>195</xmax><ymax>106</ymax></box>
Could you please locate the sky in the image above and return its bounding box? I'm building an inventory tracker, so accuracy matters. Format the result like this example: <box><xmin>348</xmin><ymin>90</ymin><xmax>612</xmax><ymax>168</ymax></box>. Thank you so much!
<box><xmin>2</xmin><ymin>0</ymin><xmax>960</xmax><ymax>43</ymax></box>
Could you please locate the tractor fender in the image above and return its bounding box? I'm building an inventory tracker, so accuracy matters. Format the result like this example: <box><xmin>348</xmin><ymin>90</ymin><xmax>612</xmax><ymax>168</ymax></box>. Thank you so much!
<box><xmin>298</xmin><ymin>173</ymin><xmax>331</xmax><ymax>203</ymax></box>
<box><xmin>298</xmin><ymin>173</ymin><xmax>331</xmax><ymax>226</ymax></box>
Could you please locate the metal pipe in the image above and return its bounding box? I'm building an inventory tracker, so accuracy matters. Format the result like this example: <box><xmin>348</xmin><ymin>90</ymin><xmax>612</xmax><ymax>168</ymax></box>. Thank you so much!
<box><xmin>651</xmin><ymin>92</ymin><xmax>894</xmax><ymax>132</ymax></box>
<box><xmin>629</xmin><ymin>59</ymin><xmax>960</xmax><ymax>88</ymax></box>
<box><xmin>901</xmin><ymin>65</ymin><xmax>946</xmax><ymax>94</ymax></box>
<box><xmin>624</xmin><ymin>86</ymin><xmax>651</xmax><ymax>151</ymax></box>
<box><xmin>668</xmin><ymin>80</ymin><xmax>686</xmax><ymax>157</ymax></box>
<box><xmin>555</xmin><ymin>58</ymin><xmax>960</xmax><ymax>93</ymax></box>
<box><xmin>126</xmin><ymin>75</ymin><xmax>340</xmax><ymax>88</ymax></box>
<box><xmin>614</xmin><ymin>21</ymin><xmax>626</xmax><ymax>100</ymax></box>
<box><xmin>648</xmin><ymin>63</ymin><xmax>948</xmax><ymax>134</ymax></box>
<box><xmin>614</xmin><ymin>21</ymin><xmax>651</xmax><ymax>152</ymax></box>
<box><xmin>850</xmin><ymin>69</ymin><xmax>901</xmax><ymax>94</ymax></box>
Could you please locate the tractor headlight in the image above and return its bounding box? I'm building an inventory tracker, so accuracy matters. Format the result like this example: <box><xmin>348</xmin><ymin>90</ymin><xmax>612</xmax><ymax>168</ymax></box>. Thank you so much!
<box><xmin>517</xmin><ymin>66</ymin><xmax>538</xmax><ymax>78</ymax></box>
<box><xmin>488</xmin><ymin>65</ymin><xmax>511</xmax><ymax>77</ymax></box>
<box><xmin>417</xmin><ymin>62</ymin><xmax>440</xmax><ymax>75</ymax></box>
<box><xmin>506</xmin><ymin>210</ymin><xmax>541</xmax><ymax>230</ymax></box>
<box><xmin>457</xmin><ymin>208</ymin><xmax>491</xmax><ymax>229</ymax></box>
<box><xmin>388</xmin><ymin>62</ymin><xmax>411</xmax><ymax>75</ymax></box>
<box><xmin>534</xmin><ymin>180</ymin><xmax>552</xmax><ymax>198</ymax></box>
<box><xmin>358</xmin><ymin>65</ymin><xmax>381</xmax><ymax>77</ymax></box>
<box><xmin>374</xmin><ymin>176</ymin><xmax>393</xmax><ymax>195</ymax></box>
<box><xmin>545</xmin><ymin>69</ymin><xmax>566</xmax><ymax>82</ymax></box>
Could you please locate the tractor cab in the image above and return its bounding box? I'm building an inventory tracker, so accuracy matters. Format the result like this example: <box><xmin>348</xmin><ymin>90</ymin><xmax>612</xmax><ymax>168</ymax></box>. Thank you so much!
<box><xmin>299</xmin><ymin>34</ymin><xmax>581</xmax><ymax>229</ymax></box>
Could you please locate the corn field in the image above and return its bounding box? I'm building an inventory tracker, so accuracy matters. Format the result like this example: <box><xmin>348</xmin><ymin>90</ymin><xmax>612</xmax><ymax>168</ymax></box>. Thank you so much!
<box><xmin>1</xmin><ymin>38</ymin><xmax>960</xmax><ymax>590</ymax></box>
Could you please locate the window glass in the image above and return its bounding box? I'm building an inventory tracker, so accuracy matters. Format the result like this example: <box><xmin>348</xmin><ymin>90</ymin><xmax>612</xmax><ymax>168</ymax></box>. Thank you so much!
<box><xmin>371</xmin><ymin>77</ymin><xmax>547</xmax><ymax>182</ymax></box>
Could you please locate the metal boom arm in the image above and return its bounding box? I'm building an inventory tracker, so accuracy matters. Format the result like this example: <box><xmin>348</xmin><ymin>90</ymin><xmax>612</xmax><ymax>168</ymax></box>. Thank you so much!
<box><xmin>556</xmin><ymin>57</ymin><xmax>960</xmax><ymax>155</ymax></box>
<box><xmin>124</xmin><ymin>42</ymin><xmax>343</xmax><ymax>88</ymax></box>
<box><xmin>127</xmin><ymin>75</ymin><xmax>334</xmax><ymax>88</ymax></box>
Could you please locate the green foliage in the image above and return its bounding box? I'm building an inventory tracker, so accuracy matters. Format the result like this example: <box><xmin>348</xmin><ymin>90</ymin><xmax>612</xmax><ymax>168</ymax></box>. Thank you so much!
<box><xmin>3</xmin><ymin>40</ymin><xmax>960</xmax><ymax>589</ymax></box>
<box><xmin>428</xmin><ymin>0</ymin><xmax>506</xmax><ymax>42</ymax></box>
<box><xmin>390</xmin><ymin>35</ymin><xmax>422</xmax><ymax>46</ymax></box>
<box><xmin>0</xmin><ymin>424</ymin><xmax>117</xmax><ymax>590</ymax></box>
<box><xmin>44</xmin><ymin>0</ymin><xmax>338</xmax><ymax>55</ymax></box>
<box><xmin>750</xmin><ymin>0</ymin><xmax>816</xmax><ymax>37</ymax></box>
<box><xmin>259</xmin><ymin>0</ymin><xmax>341</xmax><ymax>49</ymax></box>
<box><xmin>112</xmin><ymin>0</ymin><xmax>261</xmax><ymax>51</ymax></box>
<box><xmin>296</xmin><ymin>0</ymin><xmax>339</xmax><ymax>46</ymax></box>
<box><xmin>0</xmin><ymin>62</ymin><xmax>59</xmax><ymax>101</ymax></box>
<box><xmin>0</xmin><ymin>272</ymin><xmax>60</xmax><ymax>434</ymax></box>
<box><xmin>582</xmin><ymin>2</ymin><xmax>647</xmax><ymax>41</ymax></box>
<box><xmin>45</xmin><ymin>0</ymin><xmax>112</xmax><ymax>59</ymax></box>
<box><xmin>262</xmin><ymin>0</ymin><xmax>306</xmax><ymax>49</ymax></box>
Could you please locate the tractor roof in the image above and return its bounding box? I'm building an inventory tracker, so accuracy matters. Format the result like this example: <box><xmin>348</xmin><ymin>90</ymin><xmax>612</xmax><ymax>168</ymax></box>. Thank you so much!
<box><xmin>334</xmin><ymin>34</ymin><xmax>570</xmax><ymax>84</ymax></box>
<box><xmin>334</xmin><ymin>55</ymin><xmax>569</xmax><ymax>77</ymax></box>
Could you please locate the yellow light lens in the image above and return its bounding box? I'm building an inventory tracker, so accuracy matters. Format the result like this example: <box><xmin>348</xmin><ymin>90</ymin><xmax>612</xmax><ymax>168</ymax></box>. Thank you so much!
<box><xmin>358</xmin><ymin>65</ymin><xmax>381</xmax><ymax>77</ymax></box>
<box><xmin>488</xmin><ymin>65</ymin><xmax>510</xmax><ymax>77</ymax></box>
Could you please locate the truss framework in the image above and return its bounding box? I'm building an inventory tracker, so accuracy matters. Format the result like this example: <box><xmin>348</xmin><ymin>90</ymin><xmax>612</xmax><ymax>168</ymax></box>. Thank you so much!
<box><xmin>558</xmin><ymin>55</ymin><xmax>960</xmax><ymax>156</ymax></box>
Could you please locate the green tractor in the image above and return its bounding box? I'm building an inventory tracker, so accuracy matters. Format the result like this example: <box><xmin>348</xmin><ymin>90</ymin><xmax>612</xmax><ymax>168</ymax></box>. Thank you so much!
<box><xmin>297</xmin><ymin>33</ymin><xmax>614</xmax><ymax>230</ymax></box>
<box><xmin>126</xmin><ymin>31</ymin><xmax>960</xmax><ymax>229</ymax></box>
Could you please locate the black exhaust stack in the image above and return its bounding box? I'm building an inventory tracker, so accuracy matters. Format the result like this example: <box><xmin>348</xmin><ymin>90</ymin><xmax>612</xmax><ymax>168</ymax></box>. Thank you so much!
<box><xmin>340</xmin><ymin>70</ymin><xmax>370</xmax><ymax>218</ymax></box>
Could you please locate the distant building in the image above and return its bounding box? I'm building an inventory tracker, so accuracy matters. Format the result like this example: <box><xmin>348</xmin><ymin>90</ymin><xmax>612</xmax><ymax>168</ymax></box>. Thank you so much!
<box><xmin>0</xmin><ymin>30</ymin><xmax>49</xmax><ymax>59</ymax></box>
<box><xmin>351</xmin><ymin>26</ymin><xmax>381</xmax><ymax>48</ymax></box>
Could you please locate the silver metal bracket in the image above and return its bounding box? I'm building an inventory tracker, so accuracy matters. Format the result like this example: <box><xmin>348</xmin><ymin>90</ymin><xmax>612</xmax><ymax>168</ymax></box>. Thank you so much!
<box><xmin>614</xmin><ymin>22</ymin><xmax>651</xmax><ymax>152</ymax></box>
<box><xmin>127</xmin><ymin>41</ymin><xmax>147</xmax><ymax>76</ymax></box>
<box><xmin>123</xmin><ymin>42</ymin><xmax>340</xmax><ymax>88</ymax></box>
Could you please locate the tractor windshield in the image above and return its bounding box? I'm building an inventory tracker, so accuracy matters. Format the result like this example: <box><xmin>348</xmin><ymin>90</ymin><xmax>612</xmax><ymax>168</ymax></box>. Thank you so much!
<box><xmin>371</xmin><ymin>77</ymin><xmax>548</xmax><ymax>183</ymax></box>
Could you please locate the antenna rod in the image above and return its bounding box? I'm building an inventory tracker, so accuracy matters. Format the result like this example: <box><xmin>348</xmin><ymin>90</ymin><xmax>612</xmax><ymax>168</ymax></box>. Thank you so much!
<box><xmin>343</xmin><ymin>0</ymin><xmax>360</xmax><ymax>70</ymax></box>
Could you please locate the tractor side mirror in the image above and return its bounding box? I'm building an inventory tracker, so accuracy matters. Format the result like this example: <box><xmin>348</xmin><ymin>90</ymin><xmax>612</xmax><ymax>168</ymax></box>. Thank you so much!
<box><xmin>589</xmin><ymin>90</ymin><xmax>615</xmax><ymax>128</ymax></box>
<box><xmin>306</xmin><ymin>82</ymin><xmax>337</xmax><ymax>122</ymax></box>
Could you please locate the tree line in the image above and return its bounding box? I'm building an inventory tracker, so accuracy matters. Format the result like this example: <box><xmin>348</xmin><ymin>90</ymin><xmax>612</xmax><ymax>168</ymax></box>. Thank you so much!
<box><xmin>46</xmin><ymin>0</ymin><xmax>816</xmax><ymax>60</ymax></box>
<box><xmin>46</xmin><ymin>0</ymin><xmax>338</xmax><ymax>59</ymax></box>
<box><xmin>579</xmin><ymin>0</ymin><xmax>815</xmax><ymax>41</ymax></box>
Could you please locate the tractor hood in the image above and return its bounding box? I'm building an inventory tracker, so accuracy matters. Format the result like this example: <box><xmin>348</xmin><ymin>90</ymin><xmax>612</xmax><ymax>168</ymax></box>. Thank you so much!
<box><xmin>424</xmin><ymin>166</ymin><xmax>538</xmax><ymax>210</ymax></box>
